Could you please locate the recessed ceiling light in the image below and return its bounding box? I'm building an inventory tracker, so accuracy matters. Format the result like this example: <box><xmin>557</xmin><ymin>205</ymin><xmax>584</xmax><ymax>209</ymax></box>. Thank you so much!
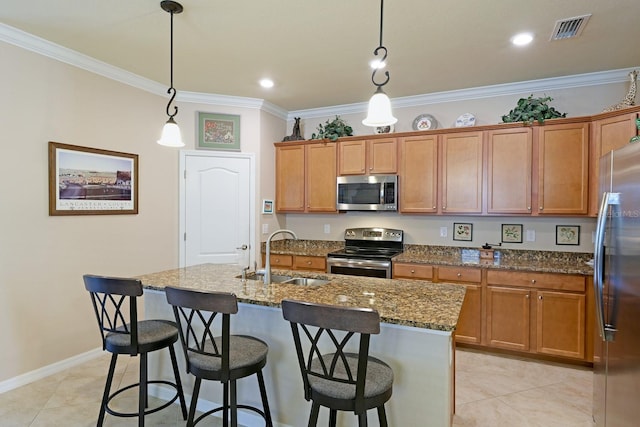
<box><xmin>511</xmin><ymin>32</ymin><xmax>533</xmax><ymax>46</ymax></box>
<box><xmin>259</xmin><ymin>78</ymin><xmax>274</xmax><ymax>88</ymax></box>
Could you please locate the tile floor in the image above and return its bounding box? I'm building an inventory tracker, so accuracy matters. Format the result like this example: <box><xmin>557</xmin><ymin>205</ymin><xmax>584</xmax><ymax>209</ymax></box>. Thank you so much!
<box><xmin>0</xmin><ymin>349</ymin><xmax>593</xmax><ymax>426</ymax></box>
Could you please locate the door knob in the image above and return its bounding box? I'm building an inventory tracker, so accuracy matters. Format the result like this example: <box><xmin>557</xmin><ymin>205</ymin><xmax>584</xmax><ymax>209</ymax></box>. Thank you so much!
<box><xmin>236</xmin><ymin>244</ymin><xmax>248</xmax><ymax>250</ymax></box>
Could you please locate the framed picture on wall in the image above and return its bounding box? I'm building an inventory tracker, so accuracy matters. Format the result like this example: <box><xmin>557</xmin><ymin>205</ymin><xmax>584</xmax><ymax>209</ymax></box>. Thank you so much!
<box><xmin>501</xmin><ymin>224</ymin><xmax>523</xmax><ymax>243</ymax></box>
<box><xmin>197</xmin><ymin>112</ymin><xmax>240</xmax><ymax>151</ymax></box>
<box><xmin>262</xmin><ymin>199</ymin><xmax>274</xmax><ymax>214</ymax></box>
<box><xmin>556</xmin><ymin>225</ymin><xmax>580</xmax><ymax>245</ymax></box>
<box><xmin>48</xmin><ymin>141</ymin><xmax>138</xmax><ymax>216</ymax></box>
<box><xmin>453</xmin><ymin>223</ymin><xmax>473</xmax><ymax>241</ymax></box>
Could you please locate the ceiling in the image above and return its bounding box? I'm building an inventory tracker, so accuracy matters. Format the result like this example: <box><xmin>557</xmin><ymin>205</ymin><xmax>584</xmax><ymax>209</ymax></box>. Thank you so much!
<box><xmin>2</xmin><ymin>0</ymin><xmax>640</xmax><ymax>112</ymax></box>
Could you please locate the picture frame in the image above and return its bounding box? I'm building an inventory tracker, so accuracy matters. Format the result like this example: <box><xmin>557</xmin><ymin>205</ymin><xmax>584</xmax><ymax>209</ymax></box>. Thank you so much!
<box><xmin>262</xmin><ymin>199</ymin><xmax>273</xmax><ymax>214</ymax></box>
<box><xmin>453</xmin><ymin>223</ymin><xmax>473</xmax><ymax>241</ymax></box>
<box><xmin>501</xmin><ymin>224</ymin><xmax>523</xmax><ymax>243</ymax></box>
<box><xmin>556</xmin><ymin>225</ymin><xmax>580</xmax><ymax>245</ymax></box>
<box><xmin>197</xmin><ymin>112</ymin><xmax>240</xmax><ymax>151</ymax></box>
<box><xmin>48</xmin><ymin>141</ymin><xmax>138</xmax><ymax>216</ymax></box>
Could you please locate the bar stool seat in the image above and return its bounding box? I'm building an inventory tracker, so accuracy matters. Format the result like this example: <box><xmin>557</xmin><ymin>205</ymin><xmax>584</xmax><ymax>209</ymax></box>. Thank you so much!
<box><xmin>165</xmin><ymin>286</ymin><xmax>273</xmax><ymax>427</ymax></box>
<box><xmin>83</xmin><ymin>274</ymin><xmax>188</xmax><ymax>427</ymax></box>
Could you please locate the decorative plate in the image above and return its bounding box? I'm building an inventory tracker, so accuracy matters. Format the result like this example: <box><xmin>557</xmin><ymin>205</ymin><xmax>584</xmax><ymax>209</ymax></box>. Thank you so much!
<box><xmin>412</xmin><ymin>114</ymin><xmax>437</xmax><ymax>131</ymax></box>
<box><xmin>455</xmin><ymin>113</ymin><xmax>476</xmax><ymax>127</ymax></box>
<box><xmin>375</xmin><ymin>124</ymin><xmax>394</xmax><ymax>134</ymax></box>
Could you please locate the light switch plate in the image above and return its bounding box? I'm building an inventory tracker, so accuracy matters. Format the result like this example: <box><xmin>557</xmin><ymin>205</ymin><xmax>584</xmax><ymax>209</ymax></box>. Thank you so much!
<box><xmin>323</xmin><ymin>224</ymin><xmax>330</xmax><ymax>234</ymax></box>
<box><xmin>440</xmin><ymin>227</ymin><xmax>447</xmax><ymax>238</ymax></box>
<box><xmin>262</xmin><ymin>224</ymin><xmax>269</xmax><ymax>234</ymax></box>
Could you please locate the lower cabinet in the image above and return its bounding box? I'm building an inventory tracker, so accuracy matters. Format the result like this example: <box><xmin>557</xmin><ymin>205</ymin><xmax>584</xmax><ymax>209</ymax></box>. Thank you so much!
<box><xmin>394</xmin><ymin>262</ymin><xmax>590</xmax><ymax>362</ymax></box>
<box><xmin>393</xmin><ymin>263</ymin><xmax>482</xmax><ymax>345</ymax></box>
<box><xmin>486</xmin><ymin>270</ymin><xmax>587</xmax><ymax>360</ymax></box>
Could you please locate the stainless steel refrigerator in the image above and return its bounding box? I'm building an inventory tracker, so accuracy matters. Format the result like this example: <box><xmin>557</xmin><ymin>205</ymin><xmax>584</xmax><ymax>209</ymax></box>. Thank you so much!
<box><xmin>593</xmin><ymin>142</ymin><xmax>640</xmax><ymax>427</ymax></box>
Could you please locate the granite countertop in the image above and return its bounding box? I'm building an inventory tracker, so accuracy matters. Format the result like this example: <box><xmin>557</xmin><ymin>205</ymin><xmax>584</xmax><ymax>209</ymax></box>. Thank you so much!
<box><xmin>395</xmin><ymin>245</ymin><xmax>594</xmax><ymax>275</ymax></box>
<box><xmin>137</xmin><ymin>263</ymin><xmax>466</xmax><ymax>333</ymax></box>
<box><xmin>264</xmin><ymin>240</ymin><xmax>594</xmax><ymax>276</ymax></box>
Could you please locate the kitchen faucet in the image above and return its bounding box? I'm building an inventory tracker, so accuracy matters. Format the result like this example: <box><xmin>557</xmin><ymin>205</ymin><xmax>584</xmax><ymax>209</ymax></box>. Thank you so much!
<box><xmin>263</xmin><ymin>229</ymin><xmax>298</xmax><ymax>284</ymax></box>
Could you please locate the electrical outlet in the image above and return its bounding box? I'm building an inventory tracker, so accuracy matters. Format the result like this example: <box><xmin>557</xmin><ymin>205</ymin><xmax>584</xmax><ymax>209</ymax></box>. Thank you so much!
<box><xmin>323</xmin><ymin>224</ymin><xmax>330</xmax><ymax>234</ymax></box>
<box><xmin>262</xmin><ymin>223</ymin><xmax>269</xmax><ymax>234</ymax></box>
<box><xmin>440</xmin><ymin>227</ymin><xmax>447</xmax><ymax>238</ymax></box>
<box><xmin>526</xmin><ymin>229</ymin><xmax>535</xmax><ymax>242</ymax></box>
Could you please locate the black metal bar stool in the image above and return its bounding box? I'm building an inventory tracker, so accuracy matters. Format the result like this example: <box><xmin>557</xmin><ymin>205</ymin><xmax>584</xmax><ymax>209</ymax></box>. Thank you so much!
<box><xmin>83</xmin><ymin>274</ymin><xmax>188</xmax><ymax>427</ymax></box>
<box><xmin>165</xmin><ymin>286</ymin><xmax>273</xmax><ymax>427</ymax></box>
<box><xmin>281</xmin><ymin>299</ymin><xmax>394</xmax><ymax>427</ymax></box>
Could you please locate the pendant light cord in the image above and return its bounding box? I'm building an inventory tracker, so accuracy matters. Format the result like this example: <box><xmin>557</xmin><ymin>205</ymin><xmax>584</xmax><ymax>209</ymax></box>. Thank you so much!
<box><xmin>166</xmin><ymin>9</ymin><xmax>178</xmax><ymax>120</ymax></box>
<box><xmin>371</xmin><ymin>0</ymin><xmax>390</xmax><ymax>89</ymax></box>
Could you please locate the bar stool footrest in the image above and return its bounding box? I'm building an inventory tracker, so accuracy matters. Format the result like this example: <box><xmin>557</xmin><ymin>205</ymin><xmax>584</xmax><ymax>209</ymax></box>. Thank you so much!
<box><xmin>105</xmin><ymin>380</ymin><xmax>182</xmax><ymax>418</ymax></box>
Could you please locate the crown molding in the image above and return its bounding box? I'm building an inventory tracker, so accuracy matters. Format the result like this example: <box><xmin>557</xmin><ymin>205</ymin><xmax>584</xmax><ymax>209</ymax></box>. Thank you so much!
<box><xmin>2</xmin><ymin>23</ymin><xmax>635</xmax><ymax>123</ymax></box>
<box><xmin>0</xmin><ymin>23</ymin><xmax>289</xmax><ymax>119</ymax></box>
<box><xmin>287</xmin><ymin>67</ymin><xmax>640</xmax><ymax>121</ymax></box>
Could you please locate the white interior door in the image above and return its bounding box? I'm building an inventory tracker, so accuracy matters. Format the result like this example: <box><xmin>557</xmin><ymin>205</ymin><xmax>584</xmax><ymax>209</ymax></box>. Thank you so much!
<box><xmin>180</xmin><ymin>152</ymin><xmax>254</xmax><ymax>268</ymax></box>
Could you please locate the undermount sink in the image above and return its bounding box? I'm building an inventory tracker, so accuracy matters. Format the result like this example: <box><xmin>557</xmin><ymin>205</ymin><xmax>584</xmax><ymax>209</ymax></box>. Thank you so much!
<box><xmin>281</xmin><ymin>277</ymin><xmax>330</xmax><ymax>286</ymax></box>
<box><xmin>238</xmin><ymin>272</ymin><xmax>329</xmax><ymax>286</ymax></box>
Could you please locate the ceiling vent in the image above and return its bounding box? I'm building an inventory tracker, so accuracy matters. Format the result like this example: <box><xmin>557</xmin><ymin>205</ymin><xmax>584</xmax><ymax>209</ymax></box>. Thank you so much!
<box><xmin>550</xmin><ymin>14</ymin><xmax>592</xmax><ymax>40</ymax></box>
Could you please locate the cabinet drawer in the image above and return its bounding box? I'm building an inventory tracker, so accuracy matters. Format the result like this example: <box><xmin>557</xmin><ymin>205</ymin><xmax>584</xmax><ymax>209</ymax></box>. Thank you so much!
<box><xmin>269</xmin><ymin>254</ymin><xmax>293</xmax><ymax>268</ymax></box>
<box><xmin>393</xmin><ymin>263</ymin><xmax>433</xmax><ymax>280</ymax></box>
<box><xmin>438</xmin><ymin>266</ymin><xmax>481</xmax><ymax>283</ymax></box>
<box><xmin>487</xmin><ymin>270</ymin><xmax>585</xmax><ymax>292</ymax></box>
<box><xmin>294</xmin><ymin>256</ymin><xmax>326</xmax><ymax>271</ymax></box>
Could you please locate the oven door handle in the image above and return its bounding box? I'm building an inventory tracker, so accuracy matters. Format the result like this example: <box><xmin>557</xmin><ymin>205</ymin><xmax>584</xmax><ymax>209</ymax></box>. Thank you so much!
<box><xmin>326</xmin><ymin>257</ymin><xmax>391</xmax><ymax>269</ymax></box>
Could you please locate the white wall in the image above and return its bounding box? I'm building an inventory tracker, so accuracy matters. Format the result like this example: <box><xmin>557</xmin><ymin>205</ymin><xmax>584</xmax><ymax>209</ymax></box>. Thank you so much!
<box><xmin>0</xmin><ymin>41</ymin><xmax>283</xmax><ymax>384</ymax></box>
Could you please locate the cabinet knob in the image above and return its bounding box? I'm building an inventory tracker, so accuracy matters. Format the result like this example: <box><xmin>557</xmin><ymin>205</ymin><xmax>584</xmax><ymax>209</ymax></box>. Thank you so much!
<box><xmin>442</xmin><ymin>206</ymin><xmax>447</xmax><ymax>210</ymax></box>
<box><xmin>307</xmin><ymin>261</ymin><xmax>312</xmax><ymax>265</ymax></box>
<box><xmin>369</xmin><ymin>167</ymin><xmax>373</xmax><ymax>171</ymax></box>
<box><xmin>411</xmin><ymin>269</ymin><xmax>415</xmax><ymax>274</ymax></box>
<box><xmin>457</xmin><ymin>273</ymin><xmax>462</xmax><ymax>277</ymax></box>
<box><xmin>275</xmin><ymin>258</ymin><xmax>279</xmax><ymax>263</ymax></box>
<box><xmin>526</xmin><ymin>293</ymin><xmax>530</xmax><ymax>299</ymax></box>
<box><xmin>527</xmin><ymin>206</ymin><xmax>531</xmax><ymax>210</ymax></box>
<box><xmin>538</xmin><ymin>295</ymin><xmax>543</xmax><ymax>300</ymax></box>
<box><xmin>432</xmin><ymin>206</ymin><xmax>437</xmax><ymax>209</ymax></box>
<box><xmin>531</xmin><ymin>279</ymin><xmax>536</xmax><ymax>284</ymax></box>
<box><xmin>539</xmin><ymin>206</ymin><xmax>543</xmax><ymax>210</ymax></box>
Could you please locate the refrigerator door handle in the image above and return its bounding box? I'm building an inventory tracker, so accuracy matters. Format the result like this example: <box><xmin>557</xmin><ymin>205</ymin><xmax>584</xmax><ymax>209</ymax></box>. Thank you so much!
<box><xmin>594</xmin><ymin>191</ymin><xmax>619</xmax><ymax>342</ymax></box>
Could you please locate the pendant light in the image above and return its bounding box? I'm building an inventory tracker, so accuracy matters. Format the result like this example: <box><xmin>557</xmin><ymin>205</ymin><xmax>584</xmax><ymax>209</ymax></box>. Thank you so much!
<box><xmin>362</xmin><ymin>0</ymin><xmax>397</xmax><ymax>127</ymax></box>
<box><xmin>157</xmin><ymin>1</ymin><xmax>185</xmax><ymax>147</ymax></box>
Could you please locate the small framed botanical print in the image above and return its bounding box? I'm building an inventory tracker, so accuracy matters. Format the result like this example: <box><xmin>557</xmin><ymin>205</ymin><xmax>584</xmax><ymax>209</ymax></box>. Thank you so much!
<box><xmin>501</xmin><ymin>224</ymin><xmax>523</xmax><ymax>243</ymax></box>
<box><xmin>262</xmin><ymin>199</ymin><xmax>273</xmax><ymax>214</ymax></box>
<box><xmin>453</xmin><ymin>223</ymin><xmax>473</xmax><ymax>241</ymax></box>
<box><xmin>197</xmin><ymin>112</ymin><xmax>240</xmax><ymax>151</ymax></box>
<box><xmin>556</xmin><ymin>225</ymin><xmax>580</xmax><ymax>245</ymax></box>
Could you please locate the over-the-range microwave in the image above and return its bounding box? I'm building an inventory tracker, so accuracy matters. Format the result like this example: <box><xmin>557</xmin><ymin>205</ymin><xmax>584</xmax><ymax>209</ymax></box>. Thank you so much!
<box><xmin>336</xmin><ymin>175</ymin><xmax>398</xmax><ymax>211</ymax></box>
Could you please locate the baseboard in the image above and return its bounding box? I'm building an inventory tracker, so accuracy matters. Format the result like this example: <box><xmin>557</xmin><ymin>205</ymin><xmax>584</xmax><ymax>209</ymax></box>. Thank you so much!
<box><xmin>0</xmin><ymin>347</ymin><xmax>103</xmax><ymax>394</ymax></box>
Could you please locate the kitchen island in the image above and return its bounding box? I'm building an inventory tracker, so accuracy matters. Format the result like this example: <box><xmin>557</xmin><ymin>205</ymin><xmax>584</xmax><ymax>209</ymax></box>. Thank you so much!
<box><xmin>138</xmin><ymin>263</ymin><xmax>466</xmax><ymax>427</ymax></box>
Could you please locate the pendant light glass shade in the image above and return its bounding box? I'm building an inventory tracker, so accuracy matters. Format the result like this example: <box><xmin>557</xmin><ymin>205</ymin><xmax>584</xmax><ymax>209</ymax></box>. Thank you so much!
<box><xmin>362</xmin><ymin>87</ymin><xmax>397</xmax><ymax>127</ymax></box>
<box><xmin>157</xmin><ymin>117</ymin><xmax>184</xmax><ymax>147</ymax></box>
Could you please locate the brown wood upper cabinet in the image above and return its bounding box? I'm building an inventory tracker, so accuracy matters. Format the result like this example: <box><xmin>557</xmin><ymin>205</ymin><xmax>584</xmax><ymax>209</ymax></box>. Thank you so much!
<box><xmin>535</xmin><ymin>122</ymin><xmax>589</xmax><ymax>215</ymax></box>
<box><xmin>589</xmin><ymin>111</ymin><xmax>639</xmax><ymax>215</ymax></box>
<box><xmin>398</xmin><ymin>135</ymin><xmax>438</xmax><ymax>213</ymax></box>
<box><xmin>441</xmin><ymin>131</ymin><xmax>484</xmax><ymax>213</ymax></box>
<box><xmin>338</xmin><ymin>138</ymin><xmax>397</xmax><ymax>175</ymax></box>
<box><xmin>486</xmin><ymin>128</ymin><xmax>533</xmax><ymax>214</ymax></box>
<box><xmin>275</xmin><ymin>142</ymin><xmax>337</xmax><ymax>213</ymax></box>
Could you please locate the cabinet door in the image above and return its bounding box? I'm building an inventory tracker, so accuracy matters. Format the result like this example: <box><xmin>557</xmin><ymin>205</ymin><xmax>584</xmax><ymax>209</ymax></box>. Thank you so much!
<box><xmin>536</xmin><ymin>123</ymin><xmax>589</xmax><ymax>215</ymax></box>
<box><xmin>487</xmin><ymin>128</ymin><xmax>532</xmax><ymax>214</ymax></box>
<box><xmin>589</xmin><ymin>112</ymin><xmax>638</xmax><ymax>215</ymax></box>
<box><xmin>486</xmin><ymin>286</ymin><xmax>530</xmax><ymax>351</ymax></box>
<box><xmin>456</xmin><ymin>284</ymin><xmax>482</xmax><ymax>344</ymax></box>
<box><xmin>441</xmin><ymin>131</ymin><xmax>484</xmax><ymax>213</ymax></box>
<box><xmin>275</xmin><ymin>145</ymin><xmax>305</xmax><ymax>212</ymax></box>
<box><xmin>368</xmin><ymin>138</ymin><xmax>397</xmax><ymax>174</ymax></box>
<box><xmin>338</xmin><ymin>140</ymin><xmax>367</xmax><ymax>175</ymax></box>
<box><xmin>536</xmin><ymin>290</ymin><xmax>585</xmax><ymax>359</ymax></box>
<box><xmin>306</xmin><ymin>143</ymin><xmax>337</xmax><ymax>212</ymax></box>
<box><xmin>398</xmin><ymin>135</ymin><xmax>438</xmax><ymax>213</ymax></box>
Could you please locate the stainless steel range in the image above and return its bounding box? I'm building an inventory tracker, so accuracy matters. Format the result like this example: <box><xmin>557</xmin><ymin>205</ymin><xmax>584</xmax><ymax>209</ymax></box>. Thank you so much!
<box><xmin>326</xmin><ymin>227</ymin><xmax>403</xmax><ymax>279</ymax></box>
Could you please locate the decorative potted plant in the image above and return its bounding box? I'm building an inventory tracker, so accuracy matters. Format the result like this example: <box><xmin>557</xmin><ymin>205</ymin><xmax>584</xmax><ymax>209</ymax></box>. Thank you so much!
<box><xmin>311</xmin><ymin>116</ymin><xmax>353</xmax><ymax>142</ymax></box>
<box><xmin>501</xmin><ymin>95</ymin><xmax>566</xmax><ymax>125</ymax></box>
